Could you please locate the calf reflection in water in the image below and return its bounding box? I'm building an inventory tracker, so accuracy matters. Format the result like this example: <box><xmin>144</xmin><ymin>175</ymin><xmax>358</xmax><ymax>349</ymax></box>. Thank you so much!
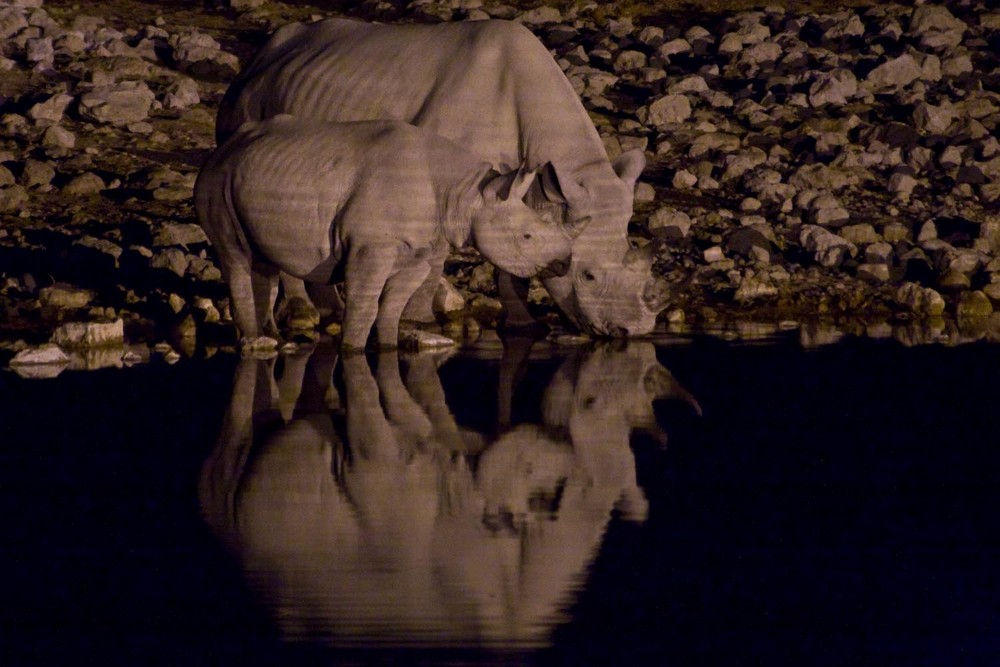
<box><xmin>199</xmin><ymin>341</ymin><xmax>698</xmax><ymax>649</ymax></box>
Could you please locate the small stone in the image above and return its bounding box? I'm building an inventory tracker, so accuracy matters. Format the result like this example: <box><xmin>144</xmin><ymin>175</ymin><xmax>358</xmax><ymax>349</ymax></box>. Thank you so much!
<box><xmin>27</xmin><ymin>93</ymin><xmax>73</xmax><ymax>124</ymax></box>
<box><xmin>956</xmin><ymin>291</ymin><xmax>993</xmax><ymax>318</ymax></box>
<box><xmin>78</xmin><ymin>81</ymin><xmax>155</xmax><ymax>126</ymax></box>
<box><xmin>399</xmin><ymin>328</ymin><xmax>456</xmax><ymax>351</ymax></box>
<box><xmin>888</xmin><ymin>172</ymin><xmax>919</xmax><ymax>201</ymax></box>
<box><xmin>857</xmin><ymin>263</ymin><xmax>890</xmax><ymax>283</ymax></box>
<box><xmin>0</xmin><ymin>185</ymin><xmax>28</xmax><ymax>212</ymax></box>
<box><xmin>646</xmin><ymin>94</ymin><xmax>692</xmax><ymax>127</ymax></box>
<box><xmin>865</xmin><ymin>242</ymin><xmax>894</xmax><ymax>265</ymax></box>
<box><xmin>895</xmin><ymin>282</ymin><xmax>945</xmax><ymax>316</ymax></box>
<box><xmin>633</xmin><ymin>182</ymin><xmax>656</xmax><ymax>203</ymax></box>
<box><xmin>39</xmin><ymin>284</ymin><xmax>94</xmax><ymax>309</ymax></box>
<box><xmin>703</xmin><ymin>246</ymin><xmax>725</xmax><ymax>263</ymax></box>
<box><xmin>21</xmin><ymin>159</ymin><xmax>55</xmax><ymax>188</ymax></box>
<box><xmin>839</xmin><ymin>223</ymin><xmax>880</xmax><ymax>245</ymax></box>
<box><xmin>42</xmin><ymin>125</ymin><xmax>75</xmax><ymax>149</ymax></box>
<box><xmin>432</xmin><ymin>277</ymin><xmax>465</xmax><ymax>317</ymax></box>
<box><xmin>908</xmin><ymin>4</ymin><xmax>966</xmax><ymax>50</ymax></box>
<box><xmin>865</xmin><ymin>53</ymin><xmax>924</xmax><ymax>90</ymax></box>
<box><xmin>917</xmin><ymin>220</ymin><xmax>937</xmax><ymax>243</ymax></box>
<box><xmin>62</xmin><ymin>172</ymin><xmax>105</xmax><ymax>195</ymax></box>
<box><xmin>688</xmin><ymin>132</ymin><xmax>741</xmax><ymax>158</ymax></box>
<box><xmin>163</xmin><ymin>76</ymin><xmax>200</xmax><ymax>109</ymax></box>
<box><xmin>672</xmin><ymin>169</ymin><xmax>697</xmax><ymax>189</ymax></box>
<box><xmin>647</xmin><ymin>207</ymin><xmax>692</xmax><ymax>239</ymax></box>
<box><xmin>734</xmin><ymin>272</ymin><xmax>777</xmax><ymax>302</ymax></box>
<box><xmin>613</xmin><ymin>50</ymin><xmax>646</xmax><ymax>73</ymax></box>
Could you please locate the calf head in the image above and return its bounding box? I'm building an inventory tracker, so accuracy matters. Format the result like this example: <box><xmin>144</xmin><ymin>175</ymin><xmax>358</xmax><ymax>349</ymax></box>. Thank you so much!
<box><xmin>472</xmin><ymin>165</ymin><xmax>573</xmax><ymax>279</ymax></box>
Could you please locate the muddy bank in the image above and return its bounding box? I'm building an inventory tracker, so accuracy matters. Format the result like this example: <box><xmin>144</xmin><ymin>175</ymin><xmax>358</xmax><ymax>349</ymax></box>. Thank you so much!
<box><xmin>2</xmin><ymin>0</ymin><xmax>1000</xmax><ymax>373</ymax></box>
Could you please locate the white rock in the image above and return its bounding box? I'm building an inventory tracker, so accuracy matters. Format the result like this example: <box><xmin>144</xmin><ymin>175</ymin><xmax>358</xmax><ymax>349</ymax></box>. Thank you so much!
<box><xmin>647</xmin><ymin>207</ymin><xmax>692</xmax><ymax>238</ymax></box>
<box><xmin>658</xmin><ymin>38</ymin><xmax>691</xmax><ymax>58</ymax></box>
<box><xmin>808</xmin><ymin>69</ymin><xmax>858</xmax><ymax>107</ymax></box>
<box><xmin>27</xmin><ymin>93</ymin><xmax>73</xmax><ymax>124</ymax></box>
<box><xmin>432</xmin><ymin>277</ymin><xmax>465</xmax><ymax>316</ymax></box>
<box><xmin>703</xmin><ymin>246</ymin><xmax>725</xmax><ymax>263</ymax></box>
<box><xmin>51</xmin><ymin>320</ymin><xmax>125</xmax><ymax>347</ymax></box>
<box><xmin>908</xmin><ymin>4</ymin><xmax>966</xmax><ymax>50</ymax></box>
<box><xmin>645</xmin><ymin>94</ymin><xmax>692</xmax><ymax>127</ymax></box>
<box><xmin>78</xmin><ymin>81</ymin><xmax>155</xmax><ymax>126</ymax></box>
<box><xmin>866</xmin><ymin>53</ymin><xmax>924</xmax><ymax>90</ymax></box>
<box><xmin>400</xmin><ymin>329</ymin><xmax>457</xmax><ymax>350</ymax></box>
<box><xmin>894</xmin><ymin>282</ymin><xmax>945</xmax><ymax>316</ymax></box>
<box><xmin>39</xmin><ymin>284</ymin><xmax>94</xmax><ymax>309</ymax></box>
<box><xmin>912</xmin><ymin>101</ymin><xmax>955</xmax><ymax>134</ymax></box>
<box><xmin>672</xmin><ymin>169</ymin><xmax>697</xmax><ymax>189</ymax></box>
<box><xmin>799</xmin><ymin>225</ymin><xmax>857</xmax><ymax>267</ymax></box>
<box><xmin>10</xmin><ymin>344</ymin><xmax>70</xmax><ymax>379</ymax></box>
<box><xmin>668</xmin><ymin>75</ymin><xmax>708</xmax><ymax>94</ymax></box>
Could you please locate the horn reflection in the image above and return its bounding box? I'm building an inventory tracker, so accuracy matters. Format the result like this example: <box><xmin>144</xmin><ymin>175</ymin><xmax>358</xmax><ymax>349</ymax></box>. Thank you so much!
<box><xmin>199</xmin><ymin>339</ymin><xmax>698</xmax><ymax>650</ymax></box>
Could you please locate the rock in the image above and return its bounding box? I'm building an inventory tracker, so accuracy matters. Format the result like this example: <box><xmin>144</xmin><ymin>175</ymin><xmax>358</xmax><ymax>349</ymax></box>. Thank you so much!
<box><xmin>667</xmin><ymin>75</ymin><xmax>708</xmax><ymax>94</ymax></box>
<box><xmin>722</xmin><ymin>148</ymin><xmax>767</xmax><ymax>181</ymax></box>
<box><xmin>726</xmin><ymin>226</ymin><xmax>773</xmax><ymax>261</ymax></box>
<box><xmin>0</xmin><ymin>8</ymin><xmax>29</xmax><ymax>40</ymax></box>
<box><xmin>0</xmin><ymin>165</ymin><xmax>13</xmax><ymax>187</ymax></box>
<box><xmin>62</xmin><ymin>172</ymin><xmax>105</xmax><ymax>195</ymax></box>
<box><xmin>634</xmin><ymin>182</ymin><xmax>656</xmax><ymax>203</ymax></box>
<box><xmin>169</xmin><ymin>31</ymin><xmax>239</xmax><ymax>77</ymax></box>
<box><xmin>917</xmin><ymin>220</ymin><xmax>937</xmax><ymax>243</ymax></box>
<box><xmin>151</xmin><ymin>248</ymin><xmax>190</xmax><ymax>277</ymax></box>
<box><xmin>0</xmin><ymin>185</ymin><xmax>28</xmax><ymax>211</ymax></box>
<box><xmin>688</xmin><ymin>132</ymin><xmax>740</xmax><ymax>158</ymax></box>
<box><xmin>888</xmin><ymin>171</ymin><xmax>918</xmax><ymax>201</ymax></box>
<box><xmin>21</xmin><ymin>159</ymin><xmax>55</xmax><ymax>188</ymax></box>
<box><xmin>613</xmin><ymin>50</ymin><xmax>646</xmax><ymax>73</ymax></box>
<box><xmin>518</xmin><ymin>6</ymin><xmax>561</xmax><ymax>26</ymax></box>
<box><xmin>432</xmin><ymin>276</ymin><xmax>465</xmax><ymax>317</ymax></box>
<box><xmin>912</xmin><ymin>101</ymin><xmax>955</xmax><ymax>134</ymax></box>
<box><xmin>647</xmin><ymin>207</ymin><xmax>692</xmax><ymax>239</ymax></box>
<box><xmin>78</xmin><ymin>81</ymin><xmax>155</xmax><ymax>126</ymax></box>
<box><xmin>857</xmin><ymin>263</ymin><xmax>890</xmax><ymax>283</ymax></box>
<box><xmin>672</xmin><ymin>169</ymin><xmax>697</xmax><ymax>189</ymax></box>
<box><xmin>883</xmin><ymin>222</ymin><xmax>910</xmax><ymax>243</ymax></box>
<box><xmin>659</xmin><ymin>38</ymin><xmax>691</xmax><ymax>58</ymax></box>
<box><xmin>734</xmin><ymin>272</ymin><xmax>778</xmax><ymax>302</ymax></box>
<box><xmin>908</xmin><ymin>4</ymin><xmax>966</xmax><ymax>50</ymax></box>
<box><xmin>42</xmin><ymin>125</ymin><xmax>75</xmax><ymax>149</ymax></box>
<box><xmin>839</xmin><ymin>224</ymin><xmax>880</xmax><ymax>245</ymax></box>
<box><xmin>800</xmin><ymin>225</ymin><xmax>857</xmax><ymax>267</ymax></box>
<box><xmin>9</xmin><ymin>344</ymin><xmax>70</xmax><ymax>379</ymax></box>
<box><xmin>808</xmin><ymin>69</ymin><xmax>858</xmax><ymax>107</ymax></box>
<box><xmin>645</xmin><ymin>94</ymin><xmax>692</xmax><ymax>127</ymax></box>
<box><xmin>703</xmin><ymin>246</ymin><xmax>725</xmax><ymax>263</ymax></box>
<box><xmin>956</xmin><ymin>291</ymin><xmax>993</xmax><ymax>318</ymax></box>
<box><xmin>163</xmin><ymin>76</ymin><xmax>200</xmax><ymax>109</ymax></box>
<box><xmin>39</xmin><ymin>284</ymin><xmax>94</xmax><ymax>309</ymax></box>
<box><xmin>228</xmin><ymin>0</ymin><xmax>269</xmax><ymax>9</ymax></box>
<box><xmin>865</xmin><ymin>242</ymin><xmax>894</xmax><ymax>265</ymax></box>
<box><xmin>27</xmin><ymin>93</ymin><xmax>73</xmax><ymax>124</ymax></box>
<box><xmin>152</xmin><ymin>223</ymin><xmax>206</xmax><ymax>248</ymax></box>
<box><xmin>51</xmin><ymin>320</ymin><xmax>125</xmax><ymax>347</ymax></box>
<box><xmin>895</xmin><ymin>282</ymin><xmax>946</xmax><ymax>316</ymax></box>
<box><xmin>865</xmin><ymin>53</ymin><xmax>924</xmax><ymax>90</ymax></box>
<box><xmin>399</xmin><ymin>328</ymin><xmax>456</xmax><ymax>351</ymax></box>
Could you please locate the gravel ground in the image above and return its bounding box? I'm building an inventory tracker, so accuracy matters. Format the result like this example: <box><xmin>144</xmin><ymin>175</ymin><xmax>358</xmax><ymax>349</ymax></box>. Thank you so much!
<box><xmin>2</xmin><ymin>0</ymin><xmax>999</xmax><ymax>373</ymax></box>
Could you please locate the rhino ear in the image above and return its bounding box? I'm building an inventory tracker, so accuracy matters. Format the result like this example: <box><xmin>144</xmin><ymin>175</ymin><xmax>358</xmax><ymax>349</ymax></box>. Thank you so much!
<box><xmin>613</xmin><ymin>149</ymin><xmax>646</xmax><ymax>188</ymax></box>
<box><xmin>507</xmin><ymin>163</ymin><xmax>535</xmax><ymax>202</ymax></box>
<box><xmin>538</xmin><ymin>161</ymin><xmax>587</xmax><ymax>206</ymax></box>
<box><xmin>480</xmin><ymin>169</ymin><xmax>513</xmax><ymax>203</ymax></box>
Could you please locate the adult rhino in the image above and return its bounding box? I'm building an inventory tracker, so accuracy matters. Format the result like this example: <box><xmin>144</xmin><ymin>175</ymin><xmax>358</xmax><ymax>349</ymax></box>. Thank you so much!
<box><xmin>217</xmin><ymin>18</ymin><xmax>671</xmax><ymax>337</ymax></box>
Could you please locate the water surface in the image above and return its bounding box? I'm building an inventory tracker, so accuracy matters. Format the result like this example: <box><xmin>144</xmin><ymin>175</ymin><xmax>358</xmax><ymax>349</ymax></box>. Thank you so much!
<box><xmin>3</xmin><ymin>333</ymin><xmax>999</xmax><ymax>665</ymax></box>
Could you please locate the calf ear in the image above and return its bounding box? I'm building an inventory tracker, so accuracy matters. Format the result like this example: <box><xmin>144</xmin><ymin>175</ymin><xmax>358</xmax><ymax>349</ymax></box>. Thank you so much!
<box><xmin>613</xmin><ymin>149</ymin><xmax>646</xmax><ymax>188</ymax></box>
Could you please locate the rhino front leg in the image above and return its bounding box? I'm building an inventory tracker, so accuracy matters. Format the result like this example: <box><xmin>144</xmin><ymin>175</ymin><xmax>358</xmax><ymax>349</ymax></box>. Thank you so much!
<box><xmin>342</xmin><ymin>244</ymin><xmax>398</xmax><ymax>352</ymax></box>
<box><xmin>400</xmin><ymin>249</ymin><xmax>446</xmax><ymax>324</ymax></box>
<box><xmin>377</xmin><ymin>255</ymin><xmax>433</xmax><ymax>348</ymax></box>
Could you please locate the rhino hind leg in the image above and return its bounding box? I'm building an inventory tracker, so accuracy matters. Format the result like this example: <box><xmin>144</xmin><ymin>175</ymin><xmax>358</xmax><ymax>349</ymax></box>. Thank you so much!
<box><xmin>251</xmin><ymin>263</ymin><xmax>282</xmax><ymax>341</ymax></box>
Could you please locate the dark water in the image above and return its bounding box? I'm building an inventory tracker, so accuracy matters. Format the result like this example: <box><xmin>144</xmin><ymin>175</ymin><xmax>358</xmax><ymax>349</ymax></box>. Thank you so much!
<box><xmin>2</xmin><ymin>333</ymin><xmax>999</xmax><ymax>666</ymax></box>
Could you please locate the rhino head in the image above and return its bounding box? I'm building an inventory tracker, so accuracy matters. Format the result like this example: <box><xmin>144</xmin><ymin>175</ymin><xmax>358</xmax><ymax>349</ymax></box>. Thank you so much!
<box><xmin>471</xmin><ymin>164</ymin><xmax>573</xmax><ymax>279</ymax></box>
<box><xmin>540</xmin><ymin>150</ymin><xmax>673</xmax><ymax>337</ymax></box>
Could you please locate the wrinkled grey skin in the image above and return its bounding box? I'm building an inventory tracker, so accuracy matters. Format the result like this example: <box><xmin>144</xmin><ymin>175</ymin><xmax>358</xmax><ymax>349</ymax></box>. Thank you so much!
<box><xmin>195</xmin><ymin>116</ymin><xmax>572</xmax><ymax>350</ymax></box>
<box><xmin>216</xmin><ymin>18</ymin><xmax>671</xmax><ymax>337</ymax></box>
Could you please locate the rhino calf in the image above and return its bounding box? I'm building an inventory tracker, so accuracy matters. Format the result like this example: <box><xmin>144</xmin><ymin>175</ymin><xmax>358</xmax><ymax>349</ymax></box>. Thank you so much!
<box><xmin>195</xmin><ymin>116</ymin><xmax>571</xmax><ymax>351</ymax></box>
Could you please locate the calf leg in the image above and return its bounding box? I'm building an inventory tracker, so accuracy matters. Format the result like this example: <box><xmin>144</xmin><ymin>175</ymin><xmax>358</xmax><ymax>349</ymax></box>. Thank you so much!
<box><xmin>401</xmin><ymin>250</ymin><xmax>446</xmax><ymax>324</ymax></box>
<box><xmin>377</xmin><ymin>256</ymin><xmax>433</xmax><ymax>348</ymax></box>
<box><xmin>342</xmin><ymin>244</ymin><xmax>397</xmax><ymax>352</ymax></box>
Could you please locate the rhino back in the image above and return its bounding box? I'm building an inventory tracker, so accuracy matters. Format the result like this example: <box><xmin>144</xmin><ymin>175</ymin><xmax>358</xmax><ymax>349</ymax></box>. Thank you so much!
<box><xmin>218</xmin><ymin>19</ymin><xmax>606</xmax><ymax>176</ymax></box>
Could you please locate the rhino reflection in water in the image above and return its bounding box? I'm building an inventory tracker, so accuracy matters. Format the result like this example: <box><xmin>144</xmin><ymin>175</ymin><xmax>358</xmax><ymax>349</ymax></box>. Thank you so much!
<box><xmin>199</xmin><ymin>342</ymin><xmax>698</xmax><ymax>648</ymax></box>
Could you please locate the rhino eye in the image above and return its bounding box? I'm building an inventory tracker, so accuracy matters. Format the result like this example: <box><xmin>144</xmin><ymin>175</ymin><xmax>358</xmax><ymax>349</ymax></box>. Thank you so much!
<box><xmin>582</xmin><ymin>270</ymin><xmax>596</xmax><ymax>281</ymax></box>
<box><xmin>522</xmin><ymin>233</ymin><xmax>533</xmax><ymax>240</ymax></box>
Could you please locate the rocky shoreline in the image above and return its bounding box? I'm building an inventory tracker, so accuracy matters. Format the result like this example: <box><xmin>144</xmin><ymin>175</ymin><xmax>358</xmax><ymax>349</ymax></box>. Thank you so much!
<box><xmin>2</xmin><ymin>0</ymin><xmax>999</xmax><ymax>374</ymax></box>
